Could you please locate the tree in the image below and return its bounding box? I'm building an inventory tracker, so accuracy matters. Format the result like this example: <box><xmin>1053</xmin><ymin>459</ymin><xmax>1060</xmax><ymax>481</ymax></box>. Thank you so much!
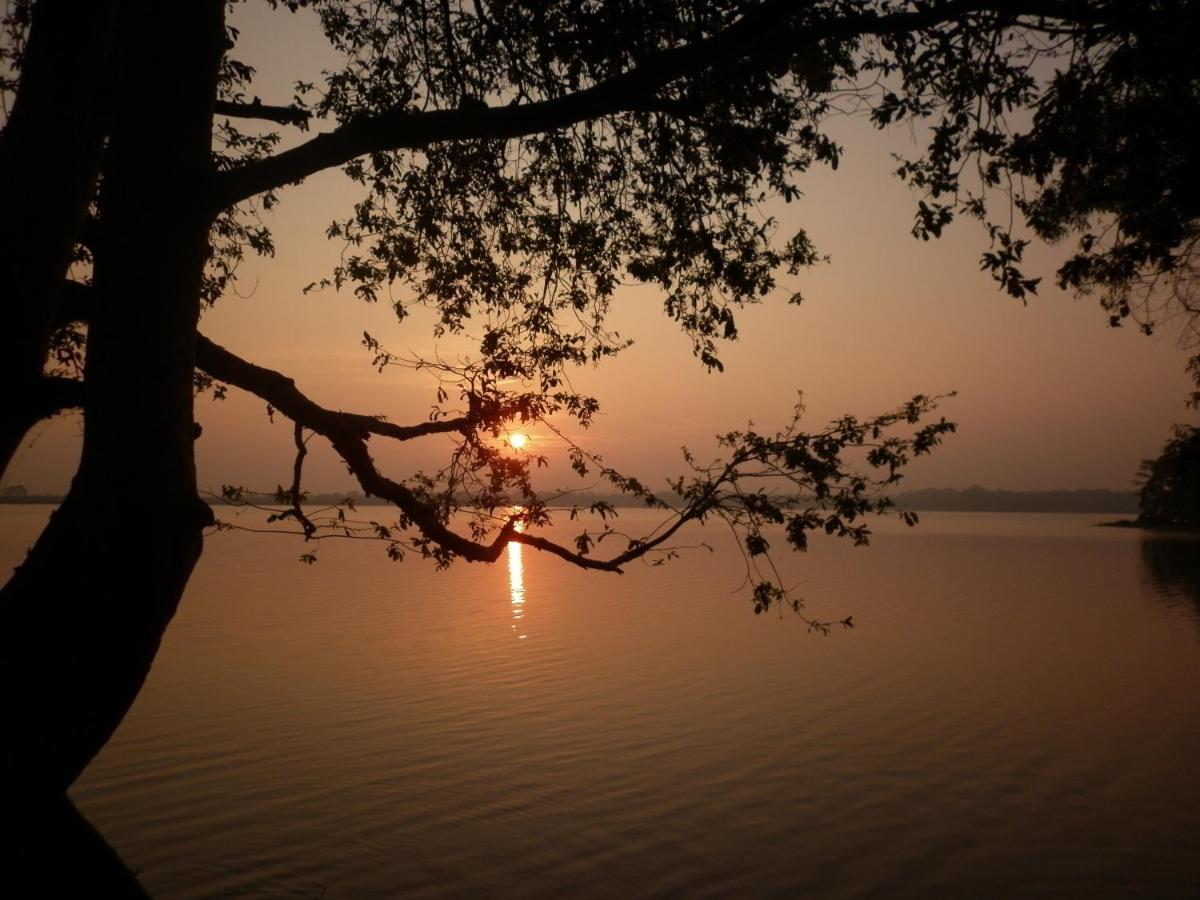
<box><xmin>0</xmin><ymin>0</ymin><xmax>1192</xmax><ymax>857</ymax></box>
<box><xmin>1137</xmin><ymin>425</ymin><xmax>1200</xmax><ymax>526</ymax></box>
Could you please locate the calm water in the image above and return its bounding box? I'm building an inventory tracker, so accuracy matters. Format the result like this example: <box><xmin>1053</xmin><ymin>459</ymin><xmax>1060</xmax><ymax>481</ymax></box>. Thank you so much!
<box><xmin>4</xmin><ymin>506</ymin><xmax>1200</xmax><ymax>898</ymax></box>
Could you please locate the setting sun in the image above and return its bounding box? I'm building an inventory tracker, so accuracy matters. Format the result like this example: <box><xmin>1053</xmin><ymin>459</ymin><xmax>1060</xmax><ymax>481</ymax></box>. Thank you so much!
<box><xmin>508</xmin><ymin>433</ymin><xmax>529</xmax><ymax>450</ymax></box>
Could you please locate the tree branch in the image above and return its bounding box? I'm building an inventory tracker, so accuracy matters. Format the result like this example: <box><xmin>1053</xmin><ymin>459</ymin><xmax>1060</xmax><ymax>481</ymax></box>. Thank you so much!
<box><xmin>14</xmin><ymin>376</ymin><xmax>86</xmax><ymax>431</ymax></box>
<box><xmin>508</xmin><ymin>530</ymin><xmax>635</xmax><ymax>572</ymax></box>
<box><xmin>34</xmin><ymin>376</ymin><xmax>85</xmax><ymax>417</ymax></box>
<box><xmin>214</xmin><ymin>98</ymin><xmax>310</xmax><ymax>128</ymax></box>
<box><xmin>194</xmin><ymin>334</ymin><xmax>624</xmax><ymax>570</ymax></box>
<box><xmin>194</xmin><ymin>334</ymin><xmax>472</xmax><ymax>443</ymax></box>
<box><xmin>212</xmin><ymin>0</ymin><xmax>1115</xmax><ymax>210</ymax></box>
<box><xmin>53</xmin><ymin>283</ymin><xmax>475</xmax><ymax>443</ymax></box>
<box><xmin>55</xmin><ymin>279</ymin><xmax>91</xmax><ymax>328</ymax></box>
<box><xmin>290</xmin><ymin>422</ymin><xmax>317</xmax><ymax>539</ymax></box>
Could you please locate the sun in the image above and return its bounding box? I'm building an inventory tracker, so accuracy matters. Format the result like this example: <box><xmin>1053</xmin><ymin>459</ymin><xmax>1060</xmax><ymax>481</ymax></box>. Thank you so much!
<box><xmin>508</xmin><ymin>433</ymin><xmax>529</xmax><ymax>450</ymax></box>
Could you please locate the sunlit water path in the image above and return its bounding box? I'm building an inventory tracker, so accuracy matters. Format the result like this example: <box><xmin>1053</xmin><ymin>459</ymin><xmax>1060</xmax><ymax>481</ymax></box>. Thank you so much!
<box><xmin>3</xmin><ymin>507</ymin><xmax>1199</xmax><ymax>898</ymax></box>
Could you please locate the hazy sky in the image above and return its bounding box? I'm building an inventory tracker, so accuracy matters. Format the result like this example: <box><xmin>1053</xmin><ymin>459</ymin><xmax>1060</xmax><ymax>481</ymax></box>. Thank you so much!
<box><xmin>4</xmin><ymin>5</ymin><xmax>1196</xmax><ymax>495</ymax></box>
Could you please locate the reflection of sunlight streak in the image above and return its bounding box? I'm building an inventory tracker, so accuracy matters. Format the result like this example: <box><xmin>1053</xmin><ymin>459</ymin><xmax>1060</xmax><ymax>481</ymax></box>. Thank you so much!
<box><xmin>508</xmin><ymin>529</ymin><xmax>527</xmax><ymax>640</ymax></box>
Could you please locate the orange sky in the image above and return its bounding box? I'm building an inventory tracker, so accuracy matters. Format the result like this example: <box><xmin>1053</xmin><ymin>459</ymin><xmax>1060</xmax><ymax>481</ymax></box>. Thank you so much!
<box><xmin>3</xmin><ymin>5</ymin><xmax>1196</xmax><ymax>495</ymax></box>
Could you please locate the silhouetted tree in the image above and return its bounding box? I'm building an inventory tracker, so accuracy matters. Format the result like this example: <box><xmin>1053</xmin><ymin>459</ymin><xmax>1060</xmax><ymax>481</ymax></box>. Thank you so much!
<box><xmin>1</xmin><ymin>0</ymin><xmax>1194</xmax><ymax>859</ymax></box>
<box><xmin>1137</xmin><ymin>426</ymin><xmax>1200</xmax><ymax>526</ymax></box>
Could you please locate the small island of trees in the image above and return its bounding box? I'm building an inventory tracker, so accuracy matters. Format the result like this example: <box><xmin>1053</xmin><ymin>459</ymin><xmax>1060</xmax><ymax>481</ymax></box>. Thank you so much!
<box><xmin>1137</xmin><ymin>426</ymin><xmax>1200</xmax><ymax>527</ymax></box>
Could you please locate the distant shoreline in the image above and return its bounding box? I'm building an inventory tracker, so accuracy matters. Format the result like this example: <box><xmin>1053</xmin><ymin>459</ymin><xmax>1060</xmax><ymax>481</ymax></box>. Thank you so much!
<box><xmin>0</xmin><ymin>485</ymin><xmax>1143</xmax><ymax>515</ymax></box>
<box><xmin>888</xmin><ymin>486</ymin><xmax>1138</xmax><ymax>514</ymax></box>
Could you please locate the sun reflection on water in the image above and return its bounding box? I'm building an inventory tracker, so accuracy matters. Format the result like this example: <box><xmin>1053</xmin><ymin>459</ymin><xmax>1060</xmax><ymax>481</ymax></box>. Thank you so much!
<box><xmin>508</xmin><ymin>520</ymin><xmax>527</xmax><ymax>639</ymax></box>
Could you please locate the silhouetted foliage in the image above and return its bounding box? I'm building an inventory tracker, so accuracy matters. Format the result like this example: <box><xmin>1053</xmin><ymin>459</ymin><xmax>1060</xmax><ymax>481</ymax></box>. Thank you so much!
<box><xmin>1137</xmin><ymin>426</ymin><xmax>1200</xmax><ymax>526</ymax></box>
<box><xmin>872</xmin><ymin>0</ymin><xmax>1200</xmax><ymax>404</ymax></box>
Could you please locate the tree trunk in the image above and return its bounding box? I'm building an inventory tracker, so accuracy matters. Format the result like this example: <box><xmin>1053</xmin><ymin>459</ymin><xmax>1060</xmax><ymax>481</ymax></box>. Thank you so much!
<box><xmin>13</xmin><ymin>795</ymin><xmax>152</xmax><ymax>899</ymax></box>
<box><xmin>1</xmin><ymin>0</ymin><xmax>225</xmax><ymax>854</ymax></box>
<box><xmin>0</xmin><ymin>0</ymin><xmax>119</xmax><ymax>478</ymax></box>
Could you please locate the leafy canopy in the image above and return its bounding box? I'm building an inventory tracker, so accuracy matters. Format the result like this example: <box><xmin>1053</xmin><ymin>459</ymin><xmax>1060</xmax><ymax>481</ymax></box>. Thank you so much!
<box><xmin>8</xmin><ymin>0</ymin><xmax>1195</xmax><ymax>614</ymax></box>
<box><xmin>170</xmin><ymin>1</ymin><xmax>1200</xmax><ymax>609</ymax></box>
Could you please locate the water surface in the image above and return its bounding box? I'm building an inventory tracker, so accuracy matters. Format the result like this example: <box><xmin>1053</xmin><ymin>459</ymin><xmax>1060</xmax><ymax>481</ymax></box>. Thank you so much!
<box><xmin>3</xmin><ymin>507</ymin><xmax>1199</xmax><ymax>897</ymax></box>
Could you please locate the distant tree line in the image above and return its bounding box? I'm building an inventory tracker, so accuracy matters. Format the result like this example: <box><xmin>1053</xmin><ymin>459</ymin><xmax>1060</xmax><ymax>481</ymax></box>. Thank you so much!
<box><xmin>892</xmin><ymin>486</ymin><xmax>1138</xmax><ymax>514</ymax></box>
<box><xmin>0</xmin><ymin>484</ymin><xmax>60</xmax><ymax>503</ymax></box>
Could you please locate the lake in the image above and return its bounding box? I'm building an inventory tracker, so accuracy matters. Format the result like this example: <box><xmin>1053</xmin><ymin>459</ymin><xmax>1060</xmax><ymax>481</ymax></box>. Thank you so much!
<box><xmin>3</xmin><ymin>506</ymin><xmax>1199</xmax><ymax>898</ymax></box>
